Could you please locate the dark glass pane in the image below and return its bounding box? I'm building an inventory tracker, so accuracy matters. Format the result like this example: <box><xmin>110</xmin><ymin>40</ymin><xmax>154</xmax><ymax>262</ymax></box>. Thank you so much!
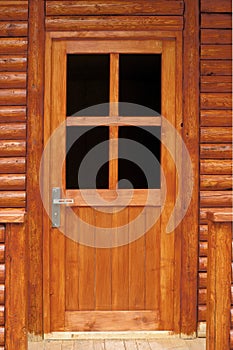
<box><xmin>118</xmin><ymin>126</ymin><xmax>161</xmax><ymax>189</ymax></box>
<box><xmin>67</xmin><ymin>54</ymin><xmax>110</xmax><ymax>116</ymax></box>
<box><xmin>66</xmin><ymin>126</ymin><xmax>109</xmax><ymax>189</ymax></box>
<box><xmin>119</xmin><ymin>54</ymin><xmax>161</xmax><ymax>116</ymax></box>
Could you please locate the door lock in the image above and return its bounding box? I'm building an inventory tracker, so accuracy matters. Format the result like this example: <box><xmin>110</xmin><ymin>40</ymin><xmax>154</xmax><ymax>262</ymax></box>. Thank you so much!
<box><xmin>52</xmin><ymin>187</ymin><xmax>74</xmax><ymax>227</ymax></box>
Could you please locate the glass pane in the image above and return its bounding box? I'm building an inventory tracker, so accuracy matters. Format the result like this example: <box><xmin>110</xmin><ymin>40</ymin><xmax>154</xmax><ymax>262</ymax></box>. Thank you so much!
<box><xmin>119</xmin><ymin>54</ymin><xmax>161</xmax><ymax>116</ymax></box>
<box><xmin>118</xmin><ymin>126</ymin><xmax>161</xmax><ymax>189</ymax></box>
<box><xmin>66</xmin><ymin>126</ymin><xmax>109</xmax><ymax>189</ymax></box>
<box><xmin>67</xmin><ymin>54</ymin><xmax>110</xmax><ymax>116</ymax></box>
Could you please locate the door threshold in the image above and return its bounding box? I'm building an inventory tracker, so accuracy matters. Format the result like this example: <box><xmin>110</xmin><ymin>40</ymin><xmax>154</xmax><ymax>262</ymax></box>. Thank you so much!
<box><xmin>44</xmin><ymin>331</ymin><xmax>181</xmax><ymax>340</ymax></box>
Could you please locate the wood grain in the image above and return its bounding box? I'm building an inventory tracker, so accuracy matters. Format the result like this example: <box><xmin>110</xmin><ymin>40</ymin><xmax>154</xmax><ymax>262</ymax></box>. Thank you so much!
<box><xmin>0</xmin><ymin>55</ymin><xmax>27</xmax><ymax>72</ymax></box>
<box><xmin>0</xmin><ymin>191</ymin><xmax>25</xmax><ymax>208</ymax></box>
<box><xmin>201</xmin><ymin>0</ymin><xmax>232</xmax><ymax>13</ymax></box>
<box><xmin>181</xmin><ymin>0</ymin><xmax>199</xmax><ymax>336</ymax></box>
<box><xmin>201</xmin><ymin>14</ymin><xmax>232</xmax><ymax>29</ymax></box>
<box><xmin>200</xmin><ymin>225</ymin><xmax>208</xmax><ymax>241</ymax></box>
<box><xmin>200</xmin><ymin>127</ymin><xmax>232</xmax><ymax>143</ymax></box>
<box><xmin>0</xmin><ymin>123</ymin><xmax>26</xmax><ymax>139</ymax></box>
<box><xmin>0</xmin><ymin>140</ymin><xmax>26</xmax><ymax>157</ymax></box>
<box><xmin>201</xmin><ymin>45</ymin><xmax>232</xmax><ymax>60</ymax></box>
<box><xmin>0</xmin><ymin>72</ymin><xmax>26</xmax><ymax>88</ymax></box>
<box><xmin>201</xmin><ymin>29</ymin><xmax>232</xmax><ymax>44</ymax></box>
<box><xmin>0</xmin><ymin>158</ymin><xmax>25</xmax><ymax>174</ymax></box>
<box><xmin>5</xmin><ymin>224</ymin><xmax>27</xmax><ymax>350</ymax></box>
<box><xmin>0</xmin><ymin>174</ymin><xmax>25</xmax><ymax>190</ymax></box>
<box><xmin>200</xmin><ymin>93</ymin><xmax>232</xmax><ymax>109</ymax></box>
<box><xmin>200</xmin><ymin>110</ymin><xmax>232</xmax><ymax>127</ymax></box>
<box><xmin>0</xmin><ymin>106</ymin><xmax>26</xmax><ymax>122</ymax></box>
<box><xmin>207</xmin><ymin>221</ymin><xmax>232</xmax><ymax>350</ymax></box>
<box><xmin>46</xmin><ymin>16</ymin><xmax>184</xmax><ymax>31</ymax></box>
<box><xmin>0</xmin><ymin>2</ymin><xmax>28</xmax><ymax>21</ymax></box>
<box><xmin>201</xmin><ymin>76</ymin><xmax>232</xmax><ymax>93</ymax></box>
<box><xmin>0</xmin><ymin>22</ymin><xmax>27</xmax><ymax>37</ymax></box>
<box><xmin>0</xmin><ymin>38</ymin><xmax>27</xmax><ymax>54</ymax></box>
<box><xmin>200</xmin><ymin>191</ymin><xmax>233</xmax><ymax>208</ymax></box>
<box><xmin>201</xmin><ymin>60</ymin><xmax>232</xmax><ymax>76</ymax></box>
<box><xmin>46</xmin><ymin>0</ymin><xmax>184</xmax><ymax>16</ymax></box>
<box><xmin>65</xmin><ymin>310</ymin><xmax>160</xmax><ymax>331</ymax></box>
<box><xmin>200</xmin><ymin>160</ymin><xmax>232</xmax><ymax>175</ymax></box>
<box><xmin>200</xmin><ymin>175</ymin><xmax>233</xmax><ymax>190</ymax></box>
<box><xmin>0</xmin><ymin>89</ymin><xmax>26</xmax><ymax>105</ymax></box>
<box><xmin>27</xmin><ymin>0</ymin><xmax>44</xmax><ymax>337</ymax></box>
<box><xmin>200</xmin><ymin>144</ymin><xmax>232</xmax><ymax>159</ymax></box>
<box><xmin>0</xmin><ymin>208</ymin><xmax>25</xmax><ymax>223</ymax></box>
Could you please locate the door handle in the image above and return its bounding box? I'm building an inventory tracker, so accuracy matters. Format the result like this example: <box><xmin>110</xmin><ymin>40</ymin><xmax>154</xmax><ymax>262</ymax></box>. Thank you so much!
<box><xmin>52</xmin><ymin>187</ymin><xmax>74</xmax><ymax>227</ymax></box>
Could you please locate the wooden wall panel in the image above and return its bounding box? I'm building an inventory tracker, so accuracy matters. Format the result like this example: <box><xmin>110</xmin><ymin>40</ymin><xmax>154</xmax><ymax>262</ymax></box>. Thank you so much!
<box><xmin>46</xmin><ymin>1</ymin><xmax>184</xmax><ymax>16</ymax></box>
<box><xmin>198</xmin><ymin>0</ymin><xmax>232</xmax><ymax>337</ymax></box>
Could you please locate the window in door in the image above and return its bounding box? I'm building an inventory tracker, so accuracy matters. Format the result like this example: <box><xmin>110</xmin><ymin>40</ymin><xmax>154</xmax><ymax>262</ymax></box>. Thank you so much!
<box><xmin>66</xmin><ymin>53</ymin><xmax>161</xmax><ymax>200</ymax></box>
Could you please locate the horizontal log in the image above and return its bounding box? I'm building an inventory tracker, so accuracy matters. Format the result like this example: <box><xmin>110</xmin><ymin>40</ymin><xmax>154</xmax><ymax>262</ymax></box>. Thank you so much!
<box><xmin>201</xmin><ymin>75</ymin><xmax>232</xmax><ymax>92</ymax></box>
<box><xmin>198</xmin><ymin>305</ymin><xmax>206</xmax><ymax>322</ymax></box>
<box><xmin>200</xmin><ymin>224</ymin><xmax>208</xmax><ymax>241</ymax></box>
<box><xmin>0</xmin><ymin>266</ymin><xmax>5</xmax><ymax>284</ymax></box>
<box><xmin>0</xmin><ymin>327</ymin><xmax>4</xmax><ymax>346</ymax></box>
<box><xmin>0</xmin><ymin>174</ymin><xmax>25</xmax><ymax>190</ymax></box>
<box><xmin>46</xmin><ymin>16</ymin><xmax>184</xmax><ymax>31</ymax></box>
<box><xmin>201</xmin><ymin>14</ymin><xmax>232</xmax><ymax>29</ymax></box>
<box><xmin>199</xmin><ymin>287</ymin><xmax>233</xmax><ymax>306</ymax></box>
<box><xmin>200</xmin><ymin>110</ymin><xmax>232</xmax><ymax>127</ymax></box>
<box><xmin>231</xmin><ymin>330</ymin><xmax>233</xmax><ymax>349</ymax></box>
<box><xmin>0</xmin><ymin>228</ymin><xmax>4</xmax><ymax>244</ymax></box>
<box><xmin>0</xmin><ymin>158</ymin><xmax>26</xmax><ymax>174</ymax></box>
<box><xmin>0</xmin><ymin>191</ymin><xmax>25</xmax><ymax>207</ymax></box>
<box><xmin>0</xmin><ymin>38</ymin><xmax>27</xmax><ymax>54</ymax></box>
<box><xmin>201</xmin><ymin>0</ymin><xmax>232</xmax><ymax>13</ymax></box>
<box><xmin>201</xmin><ymin>159</ymin><xmax>232</xmax><ymax>174</ymax></box>
<box><xmin>0</xmin><ymin>2</ymin><xmax>28</xmax><ymax>20</ymax></box>
<box><xmin>199</xmin><ymin>257</ymin><xmax>207</xmax><ymax>271</ymax></box>
<box><xmin>199</xmin><ymin>241</ymin><xmax>208</xmax><ymax>257</ymax></box>
<box><xmin>200</xmin><ymin>144</ymin><xmax>232</xmax><ymax>159</ymax></box>
<box><xmin>0</xmin><ymin>123</ymin><xmax>26</xmax><ymax>140</ymax></box>
<box><xmin>46</xmin><ymin>0</ymin><xmax>184</xmax><ymax>15</ymax></box>
<box><xmin>201</xmin><ymin>60</ymin><xmax>232</xmax><ymax>76</ymax></box>
<box><xmin>0</xmin><ymin>55</ymin><xmax>27</xmax><ymax>72</ymax></box>
<box><xmin>200</xmin><ymin>93</ymin><xmax>232</xmax><ymax>109</ymax></box>
<box><xmin>200</xmin><ymin>191</ymin><xmax>233</xmax><ymax>208</ymax></box>
<box><xmin>0</xmin><ymin>285</ymin><xmax>5</xmax><ymax>305</ymax></box>
<box><xmin>0</xmin><ymin>246</ymin><xmax>5</xmax><ymax>264</ymax></box>
<box><xmin>200</xmin><ymin>208</ymin><xmax>233</xmax><ymax>223</ymax></box>
<box><xmin>0</xmin><ymin>306</ymin><xmax>4</xmax><ymax>326</ymax></box>
<box><xmin>0</xmin><ymin>140</ymin><xmax>26</xmax><ymax>157</ymax></box>
<box><xmin>200</xmin><ymin>175</ymin><xmax>233</xmax><ymax>190</ymax></box>
<box><xmin>201</xmin><ymin>29</ymin><xmax>232</xmax><ymax>44</ymax></box>
<box><xmin>0</xmin><ymin>106</ymin><xmax>26</xmax><ymax>122</ymax></box>
<box><xmin>0</xmin><ymin>73</ymin><xmax>26</xmax><ymax>89</ymax></box>
<box><xmin>200</xmin><ymin>127</ymin><xmax>232</xmax><ymax>143</ymax></box>
<box><xmin>198</xmin><ymin>288</ymin><xmax>207</xmax><ymax>305</ymax></box>
<box><xmin>199</xmin><ymin>272</ymin><xmax>207</xmax><ymax>288</ymax></box>
<box><xmin>201</xmin><ymin>45</ymin><xmax>232</xmax><ymax>60</ymax></box>
<box><xmin>0</xmin><ymin>89</ymin><xmax>26</xmax><ymax>106</ymax></box>
<box><xmin>0</xmin><ymin>21</ymin><xmax>27</xmax><ymax>37</ymax></box>
<box><xmin>0</xmin><ymin>208</ymin><xmax>25</xmax><ymax>223</ymax></box>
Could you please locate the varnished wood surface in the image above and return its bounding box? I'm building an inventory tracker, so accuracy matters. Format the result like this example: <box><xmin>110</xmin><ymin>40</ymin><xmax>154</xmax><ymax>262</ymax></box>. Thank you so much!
<box><xmin>200</xmin><ymin>144</ymin><xmax>232</xmax><ymax>159</ymax></box>
<box><xmin>0</xmin><ymin>55</ymin><xmax>27</xmax><ymax>72</ymax></box>
<box><xmin>0</xmin><ymin>22</ymin><xmax>28</xmax><ymax>37</ymax></box>
<box><xmin>207</xmin><ymin>221</ymin><xmax>232</xmax><ymax>350</ymax></box>
<box><xmin>0</xmin><ymin>2</ymin><xmax>28</xmax><ymax>21</ymax></box>
<box><xmin>201</xmin><ymin>0</ymin><xmax>232</xmax><ymax>13</ymax></box>
<box><xmin>46</xmin><ymin>16</ymin><xmax>184</xmax><ymax>31</ymax></box>
<box><xmin>6</xmin><ymin>224</ymin><xmax>27</xmax><ymax>349</ymax></box>
<box><xmin>200</xmin><ymin>175</ymin><xmax>232</xmax><ymax>190</ymax></box>
<box><xmin>201</xmin><ymin>76</ymin><xmax>232</xmax><ymax>92</ymax></box>
<box><xmin>201</xmin><ymin>29</ymin><xmax>232</xmax><ymax>44</ymax></box>
<box><xmin>200</xmin><ymin>110</ymin><xmax>232</xmax><ymax>127</ymax></box>
<box><xmin>46</xmin><ymin>0</ymin><xmax>184</xmax><ymax>16</ymax></box>
<box><xmin>27</xmin><ymin>0</ymin><xmax>45</xmax><ymax>338</ymax></box>
<box><xmin>201</xmin><ymin>14</ymin><xmax>232</xmax><ymax>29</ymax></box>
<box><xmin>201</xmin><ymin>60</ymin><xmax>232</xmax><ymax>76</ymax></box>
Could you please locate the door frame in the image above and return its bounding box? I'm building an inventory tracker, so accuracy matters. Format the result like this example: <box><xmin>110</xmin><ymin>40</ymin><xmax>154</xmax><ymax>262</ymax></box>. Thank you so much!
<box><xmin>26</xmin><ymin>0</ymin><xmax>199</xmax><ymax>340</ymax></box>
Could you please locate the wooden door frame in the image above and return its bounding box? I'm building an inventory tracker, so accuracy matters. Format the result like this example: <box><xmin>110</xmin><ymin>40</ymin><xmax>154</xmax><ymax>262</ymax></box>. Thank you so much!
<box><xmin>43</xmin><ymin>32</ymin><xmax>181</xmax><ymax>336</ymax></box>
<box><xmin>26</xmin><ymin>0</ymin><xmax>199</xmax><ymax>341</ymax></box>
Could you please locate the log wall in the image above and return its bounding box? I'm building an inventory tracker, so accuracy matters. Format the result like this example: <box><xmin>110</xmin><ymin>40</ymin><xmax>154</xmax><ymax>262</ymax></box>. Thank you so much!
<box><xmin>0</xmin><ymin>2</ymin><xmax>28</xmax><ymax>349</ymax></box>
<box><xmin>198</xmin><ymin>0</ymin><xmax>232</xmax><ymax>342</ymax></box>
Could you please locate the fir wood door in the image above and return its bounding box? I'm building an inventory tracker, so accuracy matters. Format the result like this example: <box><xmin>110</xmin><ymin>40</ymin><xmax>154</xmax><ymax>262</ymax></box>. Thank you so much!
<box><xmin>43</xmin><ymin>32</ymin><xmax>182</xmax><ymax>336</ymax></box>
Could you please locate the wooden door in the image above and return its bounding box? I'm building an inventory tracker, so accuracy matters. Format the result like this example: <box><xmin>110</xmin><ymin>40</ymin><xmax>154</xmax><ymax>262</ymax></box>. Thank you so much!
<box><xmin>43</xmin><ymin>33</ymin><xmax>182</xmax><ymax>336</ymax></box>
